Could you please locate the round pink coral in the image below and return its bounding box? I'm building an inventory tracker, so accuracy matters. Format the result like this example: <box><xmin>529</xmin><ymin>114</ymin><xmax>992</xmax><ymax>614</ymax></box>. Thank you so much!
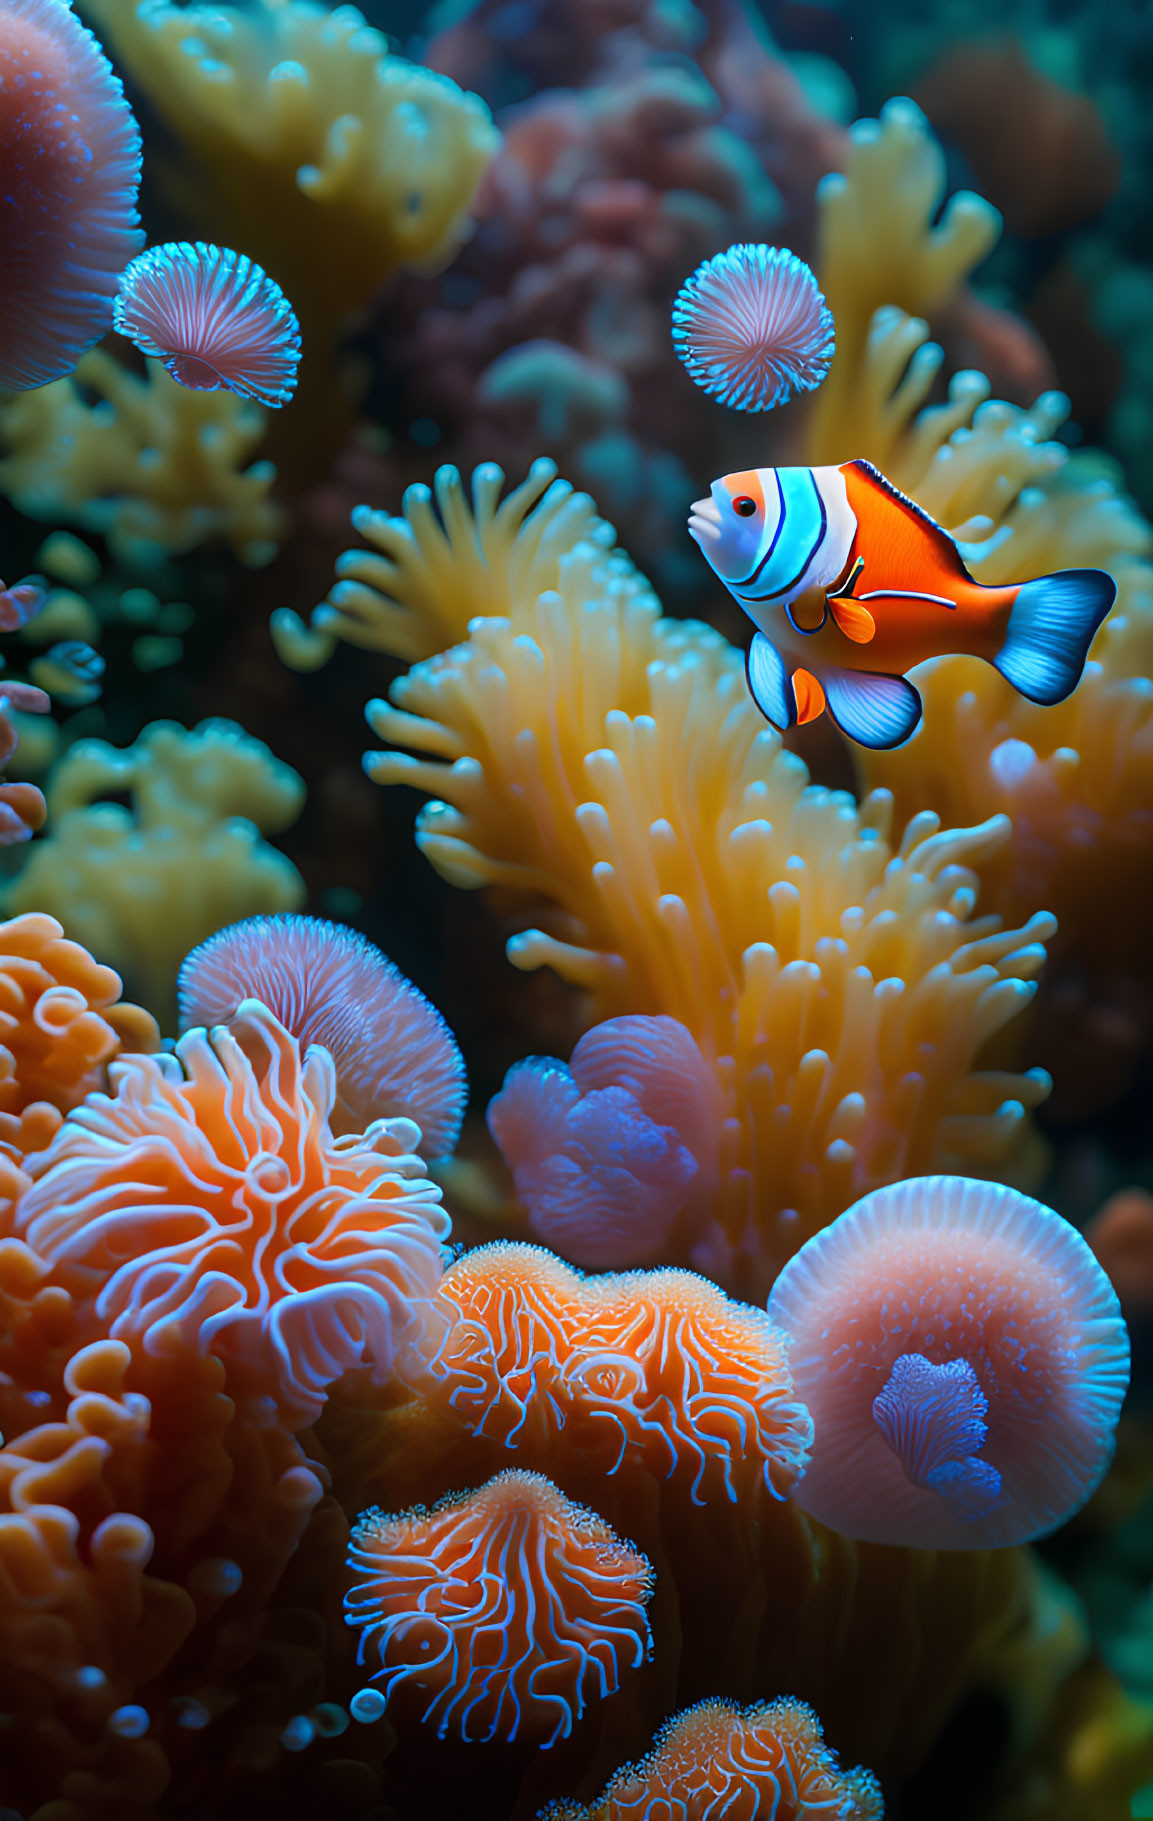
<box><xmin>114</xmin><ymin>240</ymin><xmax>301</xmax><ymax>407</ymax></box>
<box><xmin>0</xmin><ymin>0</ymin><xmax>143</xmax><ymax>389</ymax></box>
<box><xmin>671</xmin><ymin>244</ymin><xmax>834</xmax><ymax>412</ymax></box>
<box><xmin>767</xmin><ymin>1175</ymin><xmax>1129</xmax><ymax>1548</ymax></box>
<box><xmin>177</xmin><ymin>914</ymin><xmax>466</xmax><ymax>1155</ymax></box>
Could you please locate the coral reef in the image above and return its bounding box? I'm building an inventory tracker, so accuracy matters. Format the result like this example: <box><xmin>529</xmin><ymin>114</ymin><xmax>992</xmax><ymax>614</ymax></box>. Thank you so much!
<box><xmin>803</xmin><ymin>98</ymin><xmax>1153</xmax><ymax>1115</ymax></box>
<box><xmin>0</xmin><ymin>350</ymin><xmax>285</xmax><ymax>568</ymax></box>
<box><xmin>8</xmin><ymin>720</ymin><xmax>306</xmax><ymax>1027</ymax></box>
<box><xmin>358</xmin><ymin>459</ymin><xmax>1053</xmax><ymax>1293</ymax></box>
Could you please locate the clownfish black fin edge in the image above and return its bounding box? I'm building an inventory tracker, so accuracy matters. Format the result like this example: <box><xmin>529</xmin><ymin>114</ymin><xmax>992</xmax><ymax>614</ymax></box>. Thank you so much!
<box><xmin>993</xmin><ymin>568</ymin><xmax>1116</xmax><ymax>706</ymax></box>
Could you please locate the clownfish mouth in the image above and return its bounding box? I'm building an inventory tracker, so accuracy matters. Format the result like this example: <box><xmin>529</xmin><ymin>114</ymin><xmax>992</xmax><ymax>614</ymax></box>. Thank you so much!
<box><xmin>688</xmin><ymin>497</ymin><xmax>722</xmax><ymax>545</ymax></box>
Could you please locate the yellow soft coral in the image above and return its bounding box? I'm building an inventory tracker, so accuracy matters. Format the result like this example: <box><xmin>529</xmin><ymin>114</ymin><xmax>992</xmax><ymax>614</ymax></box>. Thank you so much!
<box><xmin>0</xmin><ymin>912</ymin><xmax>158</xmax><ymax>1163</ymax></box>
<box><xmin>0</xmin><ymin>351</ymin><xmax>283</xmax><ymax>568</ymax></box>
<box><xmin>358</xmin><ymin>463</ymin><xmax>1050</xmax><ymax>1297</ymax></box>
<box><xmin>272</xmin><ymin>457</ymin><xmax>618</xmax><ymax>670</ymax></box>
<box><xmin>83</xmin><ymin>0</ymin><xmax>497</xmax><ymax>356</ymax></box>
<box><xmin>8</xmin><ymin>721</ymin><xmax>306</xmax><ymax>1029</ymax></box>
<box><xmin>804</xmin><ymin>100</ymin><xmax>1153</xmax><ymax>1111</ymax></box>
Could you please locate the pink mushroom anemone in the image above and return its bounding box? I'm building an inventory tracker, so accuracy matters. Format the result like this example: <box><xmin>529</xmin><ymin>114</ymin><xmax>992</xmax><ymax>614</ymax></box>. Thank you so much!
<box><xmin>767</xmin><ymin>1175</ymin><xmax>1129</xmax><ymax>1548</ymax></box>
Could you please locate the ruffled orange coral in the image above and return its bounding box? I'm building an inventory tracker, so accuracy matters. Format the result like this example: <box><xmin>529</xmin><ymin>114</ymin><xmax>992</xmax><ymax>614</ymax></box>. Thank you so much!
<box><xmin>357</xmin><ymin>460</ymin><xmax>1053</xmax><ymax>1294</ymax></box>
<box><xmin>0</xmin><ymin>911</ymin><xmax>158</xmax><ymax>1163</ymax></box>
<box><xmin>14</xmin><ymin>1001</ymin><xmax>449</xmax><ymax>1425</ymax></box>
<box><xmin>421</xmin><ymin>1243</ymin><xmax>812</xmax><ymax>1504</ymax></box>
<box><xmin>345</xmin><ymin>1468</ymin><xmax>653</xmax><ymax>1744</ymax></box>
<box><xmin>546</xmin><ymin>1696</ymin><xmax>883</xmax><ymax>1820</ymax></box>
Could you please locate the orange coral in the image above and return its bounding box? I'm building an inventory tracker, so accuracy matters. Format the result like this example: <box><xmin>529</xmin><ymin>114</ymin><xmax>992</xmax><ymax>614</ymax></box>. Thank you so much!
<box><xmin>0</xmin><ymin>911</ymin><xmax>158</xmax><ymax>1162</ymax></box>
<box><xmin>546</xmin><ymin>1695</ymin><xmax>883</xmax><ymax>1821</ymax></box>
<box><xmin>344</xmin><ymin>1468</ymin><xmax>653</xmax><ymax>1745</ymax></box>
<box><xmin>14</xmin><ymin>1000</ymin><xmax>449</xmax><ymax>1425</ymax></box>
<box><xmin>421</xmin><ymin>1242</ymin><xmax>812</xmax><ymax>1504</ymax></box>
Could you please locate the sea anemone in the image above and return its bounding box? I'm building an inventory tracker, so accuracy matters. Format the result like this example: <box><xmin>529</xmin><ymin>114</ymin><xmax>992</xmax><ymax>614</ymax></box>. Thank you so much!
<box><xmin>13</xmin><ymin>1001</ymin><xmax>449</xmax><ymax>1425</ymax></box>
<box><xmin>177</xmin><ymin>914</ymin><xmax>466</xmax><ymax>1154</ymax></box>
<box><xmin>545</xmin><ymin>1695</ymin><xmax>884</xmax><ymax>1820</ymax></box>
<box><xmin>114</xmin><ymin>241</ymin><xmax>301</xmax><ymax>407</ymax></box>
<box><xmin>425</xmin><ymin>1244</ymin><xmax>812</xmax><ymax>1504</ymax></box>
<box><xmin>767</xmin><ymin>1175</ymin><xmax>1130</xmax><ymax>1548</ymax></box>
<box><xmin>344</xmin><ymin>1469</ymin><xmax>653</xmax><ymax>1745</ymax></box>
<box><xmin>672</xmin><ymin>244</ymin><xmax>835</xmax><ymax>412</ymax></box>
<box><xmin>0</xmin><ymin>0</ymin><xmax>143</xmax><ymax>390</ymax></box>
<box><xmin>487</xmin><ymin>1014</ymin><xmax>718</xmax><ymax>1267</ymax></box>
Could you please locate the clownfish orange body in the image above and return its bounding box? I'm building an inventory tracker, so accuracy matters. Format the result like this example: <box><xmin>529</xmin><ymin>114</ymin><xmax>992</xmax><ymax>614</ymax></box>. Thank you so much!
<box><xmin>688</xmin><ymin>459</ymin><xmax>1116</xmax><ymax>749</ymax></box>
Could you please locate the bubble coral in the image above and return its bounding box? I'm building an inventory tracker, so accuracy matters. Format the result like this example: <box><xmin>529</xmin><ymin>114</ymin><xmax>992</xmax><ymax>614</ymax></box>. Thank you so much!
<box><xmin>358</xmin><ymin>459</ymin><xmax>1053</xmax><ymax>1293</ymax></box>
<box><xmin>344</xmin><ymin>1468</ymin><xmax>653</xmax><ymax>1745</ymax></box>
<box><xmin>13</xmin><ymin>1000</ymin><xmax>449</xmax><ymax>1426</ymax></box>
<box><xmin>545</xmin><ymin>1695</ymin><xmax>883</xmax><ymax>1821</ymax></box>
<box><xmin>804</xmin><ymin>98</ymin><xmax>1153</xmax><ymax>1114</ymax></box>
<box><xmin>9</xmin><ymin>718</ymin><xmax>306</xmax><ymax>1027</ymax></box>
<box><xmin>114</xmin><ymin>241</ymin><xmax>302</xmax><ymax>408</ymax></box>
<box><xmin>0</xmin><ymin>0</ymin><xmax>143</xmax><ymax>390</ymax></box>
<box><xmin>0</xmin><ymin>911</ymin><xmax>157</xmax><ymax>1163</ymax></box>
<box><xmin>672</xmin><ymin>244</ymin><xmax>835</xmax><ymax>412</ymax></box>
<box><xmin>767</xmin><ymin>1175</ymin><xmax>1130</xmax><ymax>1549</ymax></box>
<box><xmin>420</xmin><ymin>1243</ymin><xmax>813</xmax><ymax>1505</ymax></box>
<box><xmin>0</xmin><ymin>348</ymin><xmax>285</xmax><ymax>568</ymax></box>
<box><xmin>178</xmin><ymin>913</ymin><xmax>466</xmax><ymax>1154</ymax></box>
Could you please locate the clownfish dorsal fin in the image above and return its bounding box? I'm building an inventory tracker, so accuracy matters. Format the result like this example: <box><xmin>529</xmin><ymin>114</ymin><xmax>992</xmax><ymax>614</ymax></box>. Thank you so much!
<box><xmin>822</xmin><ymin>663</ymin><xmax>923</xmax><ymax>750</ymax></box>
<box><xmin>843</xmin><ymin>459</ymin><xmax>975</xmax><ymax>587</ymax></box>
<box><xmin>746</xmin><ymin>631</ymin><xmax>795</xmax><ymax>731</ymax></box>
<box><xmin>828</xmin><ymin>595</ymin><xmax>876</xmax><ymax>643</ymax></box>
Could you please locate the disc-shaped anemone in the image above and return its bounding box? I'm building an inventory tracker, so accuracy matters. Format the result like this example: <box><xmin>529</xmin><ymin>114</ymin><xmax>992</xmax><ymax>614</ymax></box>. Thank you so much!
<box><xmin>767</xmin><ymin>1175</ymin><xmax>1130</xmax><ymax>1547</ymax></box>
<box><xmin>0</xmin><ymin>0</ymin><xmax>142</xmax><ymax>389</ymax></box>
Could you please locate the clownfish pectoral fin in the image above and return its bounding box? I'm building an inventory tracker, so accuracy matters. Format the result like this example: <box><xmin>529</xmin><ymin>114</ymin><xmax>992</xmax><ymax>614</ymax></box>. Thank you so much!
<box><xmin>746</xmin><ymin>632</ymin><xmax>795</xmax><ymax>731</ymax></box>
<box><xmin>822</xmin><ymin>665</ymin><xmax>923</xmax><ymax>750</ymax></box>
<box><xmin>791</xmin><ymin>666</ymin><xmax>826</xmax><ymax>724</ymax></box>
<box><xmin>993</xmin><ymin>568</ymin><xmax>1116</xmax><ymax>706</ymax></box>
<box><xmin>828</xmin><ymin>595</ymin><xmax>876</xmax><ymax>643</ymax></box>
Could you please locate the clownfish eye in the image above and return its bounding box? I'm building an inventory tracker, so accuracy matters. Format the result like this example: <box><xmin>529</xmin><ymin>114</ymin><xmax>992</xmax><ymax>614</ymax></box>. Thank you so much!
<box><xmin>732</xmin><ymin>496</ymin><xmax>757</xmax><ymax>518</ymax></box>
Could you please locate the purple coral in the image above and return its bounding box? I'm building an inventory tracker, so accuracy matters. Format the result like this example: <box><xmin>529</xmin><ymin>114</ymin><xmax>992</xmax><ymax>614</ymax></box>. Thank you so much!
<box><xmin>487</xmin><ymin>1014</ymin><xmax>719</xmax><ymax>1268</ymax></box>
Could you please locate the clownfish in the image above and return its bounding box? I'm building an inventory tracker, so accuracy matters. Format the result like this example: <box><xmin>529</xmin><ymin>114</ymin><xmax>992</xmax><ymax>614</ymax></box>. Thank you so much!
<box><xmin>688</xmin><ymin>459</ymin><xmax>1116</xmax><ymax>749</ymax></box>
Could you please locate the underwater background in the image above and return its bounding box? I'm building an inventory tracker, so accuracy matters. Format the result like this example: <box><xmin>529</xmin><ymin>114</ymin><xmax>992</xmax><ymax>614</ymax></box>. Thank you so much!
<box><xmin>3</xmin><ymin>0</ymin><xmax>1153</xmax><ymax>1815</ymax></box>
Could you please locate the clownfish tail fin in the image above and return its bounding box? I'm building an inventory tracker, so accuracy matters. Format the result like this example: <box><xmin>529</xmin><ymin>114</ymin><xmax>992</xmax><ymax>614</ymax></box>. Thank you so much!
<box><xmin>994</xmin><ymin>568</ymin><xmax>1116</xmax><ymax>706</ymax></box>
